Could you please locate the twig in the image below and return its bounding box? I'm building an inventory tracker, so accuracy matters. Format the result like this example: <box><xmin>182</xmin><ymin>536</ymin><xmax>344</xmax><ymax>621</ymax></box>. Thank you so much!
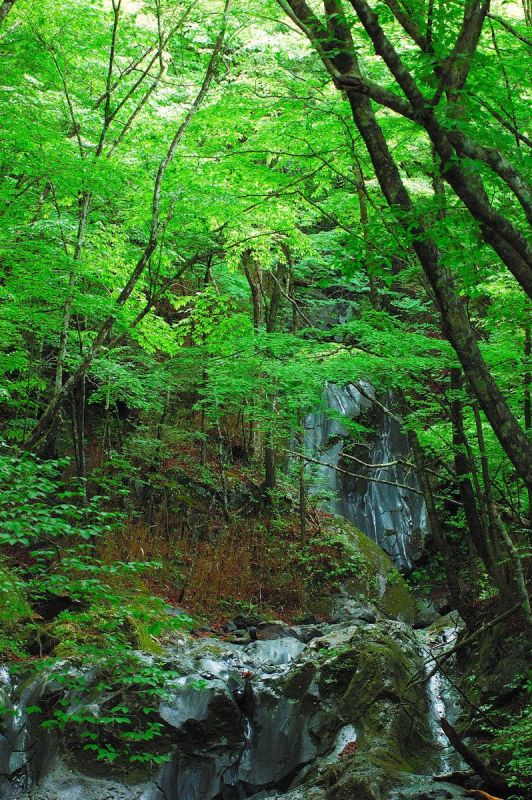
<box><xmin>439</xmin><ymin>717</ymin><xmax>510</xmax><ymax>794</ymax></box>
<box><xmin>408</xmin><ymin>602</ymin><xmax>522</xmax><ymax>689</ymax></box>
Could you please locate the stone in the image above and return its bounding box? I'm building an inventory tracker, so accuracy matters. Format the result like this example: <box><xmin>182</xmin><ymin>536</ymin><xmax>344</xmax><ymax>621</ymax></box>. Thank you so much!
<box><xmin>295</xmin><ymin>615</ymin><xmax>320</xmax><ymax>626</ymax></box>
<box><xmin>330</xmin><ymin>596</ymin><xmax>378</xmax><ymax>624</ymax></box>
<box><xmin>1</xmin><ymin>617</ymin><xmax>450</xmax><ymax>800</ymax></box>
<box><xmin>233</xmin><ymin>614</ymin><xmax>263</xmax><ymax>629</ymax></box>
<box><xmin>414</xmin><ymin>600</ymin><xmax>440</xmax><ymax>629</ymax></box>
<box><xmin>256</xmin><ymin>620</ymin><xmax>292</xmax><ymax>640</ymax></box>
<box><xmin>288</xmin><ymin>625</ymin><xmax>325</xmax><ymax>644</ymax></box>
<box><xmin>312</xmin><ymin>517</ymin><xmax>416</xmax><ymax>624</ymax></box>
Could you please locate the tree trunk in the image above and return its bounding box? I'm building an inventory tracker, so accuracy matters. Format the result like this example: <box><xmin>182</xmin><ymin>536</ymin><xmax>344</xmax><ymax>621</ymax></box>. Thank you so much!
<box><xmin>439</xmin><ymin>717</ymin><xmax>510</xmax><ymax>795</ymax></box>
<box><xmin>409</xmin><ymin>431</ymin><xmax>463</xmax><ymax>614</ymax></box>
<box><xmin>23</xmin><ymin>7</ymin><xmax>231</xmax><ymax>453</ymax></box>
<box><xmin>276</xmin><ymin>0</ymin><xmax>532</xmax><ymax>489</ymax></box>
<box><xmin>266</xmin><ymin>262</ymin><xmax>286</xmax><ymax>333</ymax></box>
<box><xmin>449</xmin><ymin>370</ymin><xmax>503</xmax><ymax>588</ymax></box>
<box><xmin>243</xmin><ymin>252</ymin><xmax>263</xmax><ymax>329</ymax></box>
<box><xmin>525</xmin><ymin>309</ymin><xmax>532</xmax><ymax>520</ymax></box>
<box><xmin>0</xmin><ymin>0</ymin><xmax>16</xmax><ymax>25</ymax></box>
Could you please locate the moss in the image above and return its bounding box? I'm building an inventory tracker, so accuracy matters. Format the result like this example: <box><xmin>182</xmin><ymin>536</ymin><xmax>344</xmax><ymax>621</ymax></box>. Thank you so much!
<box><xmin>313</xmin><ymin>623</ymin><xmax>436</xmax><ymax>800</ymax></box>
<box><xmin>315</xmin><ymin>517</ymin><xmax>416</xmax><ymax>622</ymax></box>
<box><xmin>283</xmin><ymin>661</ymin><xmax>317</xmax><ymax>700</ymax></box>
<box><xmin>128</xmin><ymin>615</ymin><xmax>164</xmax><ymax>655</ymax></box>
<box><xmin>381</xmin><ymin>582</ymin><xmax>416</xmax><ymax>624</ymax></box>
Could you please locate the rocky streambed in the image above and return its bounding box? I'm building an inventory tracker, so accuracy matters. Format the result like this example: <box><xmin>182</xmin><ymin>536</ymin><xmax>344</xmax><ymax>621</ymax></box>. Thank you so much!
<box><xmin>0</xmin><ymin>604</ymin><xmax>467</xmax><ymax>800</ymax></box>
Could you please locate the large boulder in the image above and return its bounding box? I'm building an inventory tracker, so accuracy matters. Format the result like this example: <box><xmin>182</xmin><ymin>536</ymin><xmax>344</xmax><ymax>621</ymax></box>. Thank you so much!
<box><xmin>2</xmin><ymin>618</ymin><xmax>441</xmax><ymax>800</ymax></box>
<box><xmin>311</xmin><ymin>517</ymin><xmax>416</xmax><ymax>625</ymax></box>
<box><xmin>292</xmin><ymin>622</ymin><xmax>437</xmax><ymax>800</ymax></box>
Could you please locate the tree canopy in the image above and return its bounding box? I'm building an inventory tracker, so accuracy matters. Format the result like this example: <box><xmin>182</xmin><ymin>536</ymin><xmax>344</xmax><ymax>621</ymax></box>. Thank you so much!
<box><xmin>0</xmin><ymin>0</ymin><xmax>530</xmax><ymax>782</ymax></box>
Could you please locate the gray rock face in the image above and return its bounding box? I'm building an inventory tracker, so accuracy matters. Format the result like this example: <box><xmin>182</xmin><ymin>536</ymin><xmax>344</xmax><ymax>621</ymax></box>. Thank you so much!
<box><xmin>1</xmin><ymin>619</ymin><xmax>463</xmax><ymax>800</ymax></box>
<box><xmin>302</xmin><ymin>383</ymin><xmax>428</xmax><ymax>569</ymax></box>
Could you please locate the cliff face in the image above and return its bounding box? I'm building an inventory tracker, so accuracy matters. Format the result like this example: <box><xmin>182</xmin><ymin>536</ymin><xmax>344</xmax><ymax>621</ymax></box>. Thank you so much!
<box><xmin>302</xmin><ymin>384</ymin><xmax>427</xmax><ymax>570</ymax></box>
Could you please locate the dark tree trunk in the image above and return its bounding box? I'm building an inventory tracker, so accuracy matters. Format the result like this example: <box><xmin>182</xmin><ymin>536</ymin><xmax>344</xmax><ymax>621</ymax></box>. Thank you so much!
<box><xmin>266</xmin><ymin>262</ymin><xmax>286</xmax><ymax>333</ymax></box>
<box><xmin>449</xmin><ymin>370</ymin><xmax>503</xmax><ymax>588</ymax></box>
<box><xmin>0</xmin><ymin>0</ymin><xmax>16</xmax><ymax>25</ymax></box>
<box><xmin>409</xmin><ymin>432</ymin><xmax>464</xmax><ymax>615</ymax></box>
<box><xmin>263</xmin><ymin>438</ymin><xmax>277</xmax><ymax>504</ymax></box>
<box><xmin>276</xmin><ymin>0</ymin><xmax>532</xmax><ymax>490</ymax></box>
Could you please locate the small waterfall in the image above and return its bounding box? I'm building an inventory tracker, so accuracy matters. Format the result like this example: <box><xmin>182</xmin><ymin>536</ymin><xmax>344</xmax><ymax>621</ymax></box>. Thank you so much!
<box><xmin>420</xmin><ymin>624</ymin><xmax>463</xmax><ymax>775</ymax></box>
<box><xmin>302</xmin><ymin>383</ymin><xmax>428</xmax><ymax>569</ymax></box>
<box><xmin>0</xmin><ymin>618</ymin><xmax>468</xmax><ymax>800</ymax></box>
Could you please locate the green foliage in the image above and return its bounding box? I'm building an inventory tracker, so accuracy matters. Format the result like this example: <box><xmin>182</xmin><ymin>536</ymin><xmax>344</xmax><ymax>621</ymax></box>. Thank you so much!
<box><xmin>38</xmin><ymin>652</ymin><xmax>183</xmax><ymax>766</ymax></box>
<box><xmin>0</xmin><ymin>0</ymin><xmax>530</xmax><ymax>773</ymax></box>
<box><xmin>477</xmin><ymin>672</ymin><xmax>532</xmax><ymax>790</ymax></box>
<box><xmin>0</xmin><ymin>445</ymin><xmax>192</xmax><ymax>762</ymax></box>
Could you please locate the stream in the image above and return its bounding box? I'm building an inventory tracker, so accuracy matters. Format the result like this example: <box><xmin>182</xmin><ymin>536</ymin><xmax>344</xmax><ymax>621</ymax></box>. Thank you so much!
<box><xmin>1</xmin><ymin>386</ymin><xmax>466</xmax><ymax>800</ymax></box>
<box><xmin>0</xmin><ymin>611</ymin><xmax>465</xmax><ymax>800</ymax></box>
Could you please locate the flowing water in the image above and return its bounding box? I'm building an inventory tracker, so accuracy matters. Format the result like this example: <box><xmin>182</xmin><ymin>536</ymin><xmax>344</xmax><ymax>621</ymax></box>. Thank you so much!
<box><xmin>0</xmin><ymin>617</ymin><xmax>464</xmax><ymax>800</ymax></box>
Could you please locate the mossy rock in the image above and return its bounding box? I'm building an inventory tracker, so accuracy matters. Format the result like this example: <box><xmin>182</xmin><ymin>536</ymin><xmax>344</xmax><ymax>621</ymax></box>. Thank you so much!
<box><xmin>283</xmin><ymin>661</ymin><xmax>318</xmax><ymax>700</ymax></box>
<box><xmin>315</xmin><ymin>517</ymin><xmax>416</xmax><ymax>624</ymax></box>
<box><xmin>305</xmin><ymin>622</ymin><xmax>437</xmax><ymax>800</ymax></box>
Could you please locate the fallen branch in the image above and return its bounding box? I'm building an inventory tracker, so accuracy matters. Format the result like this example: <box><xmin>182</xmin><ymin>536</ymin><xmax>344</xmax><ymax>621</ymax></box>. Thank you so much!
<box><xmin>439</xmin><ymin>717</ymin><xmax>510</xmax><ymax>795</ymax></box>
<box><xmin>286</xmin><ymin>449</ymin><xmax>425</xmax><ymax>496</ymax></box>
<box><xmin>409</xmin><ymin>602</ymin><xmax>522</xmax><ymax>689</ymax></box>
<box><xmin>287</xmin><ymin>449</ymin><xmax>461</xmax><ymax>505</ymax></box>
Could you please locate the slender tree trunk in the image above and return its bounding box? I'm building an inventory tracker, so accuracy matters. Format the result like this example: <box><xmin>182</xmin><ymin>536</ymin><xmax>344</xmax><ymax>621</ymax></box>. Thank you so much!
<box><xmin>216</xmin><ymin>419</ymin><xmax>229</xmax><ymax>520</ymax></box>
<box><xmin>54</xmin><ymin>193</ymin><xmax>91</xmax><ymax>395</ymax></box>
<box><xmin>295</xmin><ymin>429</ymin><xmax>307</xmax><ymax>541</ymax></box>
<box><xmin>264</xmin><ymin>262</ymin><xmax>285</xmax><ymax>502</ymax></box>
<box><xmin>473</xmin><ymin>404</ymin><xmax>531</xmax><ymax>621</ymax></box>
<box><xmin>525</xmin><ymin>308</ymin><xmax>532</xmax><ymax>520</ymax></box>
<box><xmin>266</xmin><ymin>262</ymin><xmax>286</xmax><ymax>333</ymax></box>
<box><xmin>449</xmin><ymin>370</ymin><xmax>504</xmax><ymax>589</ymax></box>
<box><xmin>276</xmin><ymin>0</ymin><xmax>532</xmax><ymax>489</ymax></box>
<box><xmin>243</xmin><ymin>252</ymin><xmax>263</xmax><ymax>329</ymax></box>
<box><xmin>23</xmin><ymin>6</ymin><xmax>231</xmax><ymax>453</ymax></box>
<box><xmin>263</xmin><ymin>435</ymin><xmax>277</xmax><ymax>502</ymax></box>
<box><xmin>354</xmin><ymin>158</ymin><xmax>380</xmax><ymax>309</ymax></box>
<box><xmin>0</xmin><ymin>0</ymin><xmax>16</xmax><ymax>25</ymax></box>
<box><xmin>409</xmin><ymin>431</ymin><xmax>464</xmax><ymax>615</ymax></box>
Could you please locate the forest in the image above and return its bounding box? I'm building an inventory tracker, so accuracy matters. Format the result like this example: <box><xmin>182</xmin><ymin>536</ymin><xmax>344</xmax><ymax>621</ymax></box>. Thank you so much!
<box><xmin>0</xmin><ymin>0</ymin><xmax>530</xmax><ymax>799</ymax></box>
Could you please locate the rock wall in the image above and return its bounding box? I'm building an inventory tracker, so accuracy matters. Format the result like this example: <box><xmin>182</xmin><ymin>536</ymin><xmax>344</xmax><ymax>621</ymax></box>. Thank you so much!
<box><xmin>302</xmin><ymin>384</ymin><xmax>428</xmax><ymax>570</ymax></box>
<box><xmin>1</xmin><ymin>613</ymin><xmax>464</xmax><ymax>800</ymax></box>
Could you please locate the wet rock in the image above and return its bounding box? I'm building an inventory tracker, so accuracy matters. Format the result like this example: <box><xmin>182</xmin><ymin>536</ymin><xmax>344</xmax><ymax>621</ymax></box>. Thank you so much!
<box><xmin>256</xmin><ymin>620</ymin><xmax>293</xmax><ymax>640</ymax></box>
<box><xmin>288</xmin><ymin>625</ymin><xmax>325</xmax><ymax>644</ymax></box>
<box><xmin>311</xmin><ymin>518</ymin><xmax>416</xmax><ymax>624</ymax></box>
<box><xmin>309</xmin><ymin>623</ymin><xmax>361</xmax><ymax>650</ymax></box>
<box><xmin>245</xmin><ymin>638</ymin><xmax>307</xmax><ymax>666</ymax></box>
<box><xmin>330</xmin><ymin>594</ymin><xmax>378</xmax><ymax>624</ymax></box>
<box><xmin>414</xmin><ymin>599</ymin><xmax>440</xmax><ymax>629</ymax></box>
<box><xmin>302</xmin><ymin>384</ymin><xmax>428</xmax><ymax>570</ymax></box>
<box><xmin>294</xmin><ymin>615</ymin><xmax>320</xmax><ymax>626</ymax></box>
<box><xmin>233</xmin><ymin>614</ymin><xmax>264</xmax><ymax>630</ymax></box>
<box><xmin>282</xmin><ymin>662</ymin><xmax>318</xmax><ymax>700</ymax></box>
<box><xmin>295</xmin><ymin>622</ymin><xmax>439</xmax><ymax>800</ymax></box>
<box><xmin>1</xmin><ymin>617</ymin><xmax>452</xmax><ymax>800</ymax></box>
<box><xmin>16</xmin><ymin>758</ymin><xmax>151</xmax><ymax>799</ymax></box>
<box><xmin>428</xmin><ymin>611</ymin><xmax>465</xmax><ymax>636</ymax></box>
<box><xmin>391</xmin><ymin>777</ymin><xmax>469</xmax><ymax>800</ymax></box>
